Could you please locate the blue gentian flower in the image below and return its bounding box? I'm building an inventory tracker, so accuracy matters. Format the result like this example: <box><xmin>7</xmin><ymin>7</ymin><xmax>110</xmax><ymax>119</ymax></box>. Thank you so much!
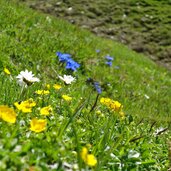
<box><xmin>56</xmin><ymin>52</ymin><xmax>72</xmax><ymax>62</ymax></box>
<box><xmin>105</xmin><ymin>55</ymin><xmax>114</xmax><ymax>67</ymax></box>
<box><xmin>106</xmin><ymin>61</ymin><xmax>113</xmax><ymax>67</ymax></box>
<box><xmin>56</xmin><ymin>51</ymin><xmax>80</xmax><ymax>71</ymax></box>
<box><xmin>66</xmin><ymin>59</ymin><xmax>80</xmax><ymax>71</ymax></box>
<box><xmin>105</xmin><ymin>55</ymin><xmax>114</xmax><ymax>61</ymax></box>
<box><xmin>94</xmin><ymin>81</ymin><xmax>102</xmax><ymax>94</ymax></box>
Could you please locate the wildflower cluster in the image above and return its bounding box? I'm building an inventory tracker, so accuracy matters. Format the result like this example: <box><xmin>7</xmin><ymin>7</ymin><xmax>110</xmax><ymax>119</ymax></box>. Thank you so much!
<box><xmin>1</xmin><ymin>67</ymin><xmax>76</xmax><ymax>134</ymax></box>
<box><xmin>0</xmin><ymin>42</ymin><xmax>130</xmax><ymax>170</ymax></box>
<box><xmin>14</xmin><ymin>97</ymin><xmax>52</xmax><ymax>132</ymax></box>
<box><xmin>100</xmin><ymin>97</ymin><xmax>122</xmax><ymax>112</ymax></box>
<box><xmin>14</xmin><ymin>98</ymin><xmax>36</xmax><ymax>113</ymax></box>
<box><xmin>100</xmin><ymin>97</ymin><xmax>125</xmax><ymax>118</ymax></box>
<box><xmin>56</xmin><ymin>52</ymin><xmax>80</xmax><ymax>71</ymax></box>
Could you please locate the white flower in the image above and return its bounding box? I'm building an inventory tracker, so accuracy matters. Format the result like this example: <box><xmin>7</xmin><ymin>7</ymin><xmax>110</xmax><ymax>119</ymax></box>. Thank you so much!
<box><xmin>128</xmin><ymin>150</ymin><xmax>140</xmax><ymax>159</ymax></box>
<box><xmin>58</xmin><ymin>74</ymin><xmax>75</xmax><ymax>84</ymax></box>
<box><xmin>16</xmin><ymin>69</ymin><xmax>40</xmax><ymax>87</ymax></box>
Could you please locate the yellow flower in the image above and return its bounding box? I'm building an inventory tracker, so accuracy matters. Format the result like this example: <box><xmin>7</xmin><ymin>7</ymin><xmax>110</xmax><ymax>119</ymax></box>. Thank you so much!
<box><xmin>0</xmin><ymin>105</ymin><xmax>16</xmax><ymax>123</ymax></box>
<box><xmin>100</xmin><ymin>97</ymin><xmax>122</xmax><ymax>112</ymax></box>
<box><xmin>115</xmin><ymin>101</ymin><xmax>122</xmax><ymax>111</ymax></box>
<box><xmin>14</xmin><ymin>102</ymin><xmax>32</xmax><ymax>113</ymax></box>
<box><xmin>81</xmin><ymin>147</ymin><xmax>88</xmax><ymax>161</ymax></box>
<box><xmin>4</xmin><ymin>68</ymin><xmax>11</xmax><ymax>75</ymax></box>
<box><xmin>53</xmin><ymin>84</ymin><xmax>62</xmax><ymax>90</ymax></box>
<box><xmin>40</xmin><ymin>105</ymin><xmax>52</xmax><ymax>116</ymax></box>
<box><xmin>14</xmin><ymin>98</ymin><xmax>36</xmax><ymax>113</ymax></box>
<box><xmin>30</xmin><ymin>118</ymin><xmax>47</xmax><ymax>133</ymax></box>
<box><xmin>81</xmin><ymin>147</ymin><xmax>97</xmax><ymax>167</ymax></box>
<box><xmin>109</xmin><ymin>101</ymin><xmax>122</xmax><ymax>112</ymax></box>
<box><xmin>62</xmin><ymin>95</ymin><xmax>72</xmax><ymax>101</ymax></box>
<box><xmin>35</xmin><ymin>90</ymin><xmax>50</xmax><ymax>95</ymax></box>
<box><xmin>100</xmin><ymin>97</ymin><xmax>111</xmax><ymax>105</ymax></box>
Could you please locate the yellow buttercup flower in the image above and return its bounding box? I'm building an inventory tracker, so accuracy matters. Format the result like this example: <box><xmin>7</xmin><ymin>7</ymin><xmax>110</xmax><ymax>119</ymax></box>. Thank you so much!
<box><xmin>81</xmin><ymin>147</ymin><xmax>88</xmax><ymax>161</ymax></box>
<box><xmin>14</xmin><ymin>98</ymin><xmax>36</xmax><ymax>113</ymax></box>
<box><xmin>86</xmin><ymin>154</ymin><xmax>97</xmax><ymax>167</ymax></box>
<box><xmin>4</xmin><ymin>68</ymin><xmax>11</xmax><ymax>75</ymax></box>
<box><xmin>14</xmin><ymin>102</ymin><xmax>32</xmax><ymax>113</ymax></box>
<box><xmin>62</xmin><ymin>95</ymin><xmax>72</xmax><ymax>101</ymax></box>
<box><xmin>35</xmin><ymin>90</ymin><xmax>50</xmax><ymax>95</ymax></box>
<box><xmin>100</xmin><ymin>97</ymin><xmax>122</xmax><ymax>112</ymax></box>
<box><xmin>53</xmin><ymin>84</ymin><xmax>62</xmax><ymax>90</ymax></box>
<box><xmin>100</xmin><ymin>97</ymin><xmax>111</xmax><ymax>104</ymax></box>
<box><xmin>81</xmin><ymin>147</ymin><xmax>97</xmax><ymax>167</ymax></box>
<box><xmin>30</xmin><ymin>118</ymin><xmax>47</xmax><ymax>133</ymax></box>
<box><xmin>40</xmin><ymin>105</ymin><xmax>52</xmax><ymax>116</ymax></box>
<box><xmin>0</xmin><ymin>105</ymin><xmax>16</xmax><ymax>123</ymax></box>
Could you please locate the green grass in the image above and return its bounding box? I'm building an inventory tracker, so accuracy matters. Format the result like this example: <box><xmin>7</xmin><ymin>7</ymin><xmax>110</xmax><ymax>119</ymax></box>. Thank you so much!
<box><xmin>0</xmin><ymin>0</ymin><xmax>171</xmax><ymax>170</ymax></box>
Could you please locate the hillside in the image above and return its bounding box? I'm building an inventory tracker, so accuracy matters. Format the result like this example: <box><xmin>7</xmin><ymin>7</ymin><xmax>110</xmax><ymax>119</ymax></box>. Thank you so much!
<box><xmin>0</xmin><ymin>0</ymin><xmax>171</xmax><ymax>170</ymax></box>
<box><xmin>21</xmin><ymin>0</ymin><xmax>171</xmax><ymax>70</ymax></box>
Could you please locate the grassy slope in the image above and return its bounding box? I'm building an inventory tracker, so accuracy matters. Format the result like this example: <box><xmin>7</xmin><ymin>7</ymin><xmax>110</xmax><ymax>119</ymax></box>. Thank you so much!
<box><xmin>0</xmin><ymin>0</ymin><xmax>171</xmax><ymax>170</ymax></box>
<box><xmin>1</xmin><ymin>0</ymin><xmax>170</xmax><ymax>121</ymax></box>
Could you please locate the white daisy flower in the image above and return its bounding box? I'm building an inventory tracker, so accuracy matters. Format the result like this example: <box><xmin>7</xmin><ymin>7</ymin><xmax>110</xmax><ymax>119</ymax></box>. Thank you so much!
<box><xmin>58</xmin><ymin>74</ymin><xmax>75</xmax><ymax>84</ymax></box>
<box><xmin>16</xmin><ymin>69</ymin><xmax>40</xmax><ymax>87</ymax></box>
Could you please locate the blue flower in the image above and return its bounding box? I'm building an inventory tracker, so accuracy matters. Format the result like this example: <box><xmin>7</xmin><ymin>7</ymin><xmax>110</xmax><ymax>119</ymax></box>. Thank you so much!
<box><xmin>94</xmin><ymin>81</ymin><xmax>102</xmax><ymax>94</ymax></box>
<box><xmin>56</xmin><ymin>51</ymin><xmax>80</xmax><ymax>71</ymax></box>
<box><xmin>105</xmin><ymin>55</ymin><xmax>114</xmax><ymax>67</ymax></box>
<box><xmin>106</xmin><ymin>61</ymin><xmax>113</xmax><ymax>67</ymax></box>
<box><xmin>105</xmin><ymin>55</ymin><xmax>114</xmax><ymax>61</ymax></box>
<box><xmin>56</xmin><ymin>52</ymin><xmax>72</xmax><ymax>62</ymax></box>
<box><xmin>66</xmin><ymin>59</ymin><xmax>80</xmax><ymax>71</ymax></box>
